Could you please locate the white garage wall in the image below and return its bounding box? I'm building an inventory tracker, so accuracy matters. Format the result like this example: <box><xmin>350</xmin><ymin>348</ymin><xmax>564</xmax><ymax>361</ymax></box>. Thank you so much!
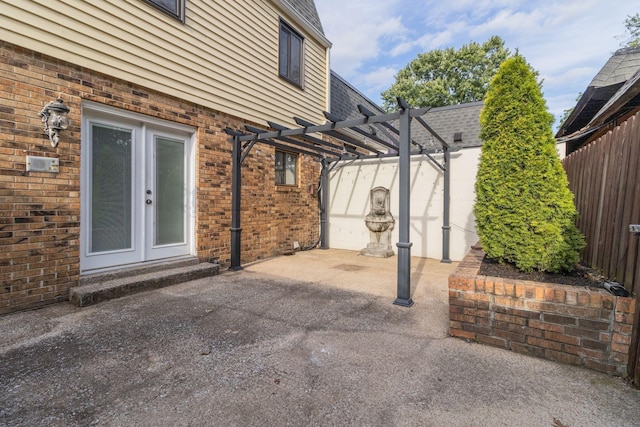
<box><xmin>328</xmin><ymin>147</ymin><xmax>481</xmax><ymax>261</ymax></box>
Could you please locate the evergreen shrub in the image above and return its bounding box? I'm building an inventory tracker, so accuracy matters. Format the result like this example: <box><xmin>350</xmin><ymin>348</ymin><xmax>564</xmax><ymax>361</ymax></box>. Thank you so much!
<box><xmin>474</xmin><ymin>55</ymin><xmax>585</xmax><ymax>273</ymax></box>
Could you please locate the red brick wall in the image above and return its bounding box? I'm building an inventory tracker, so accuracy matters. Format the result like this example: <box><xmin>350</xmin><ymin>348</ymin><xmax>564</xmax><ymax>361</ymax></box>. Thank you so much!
<box><xmin>449</xmin><ymin>247</ymin><xmax>636</xmax><ymax>375</ymax></box>
<box><xmin>0</xmin><ymin>41</ymin><xmax>320</xmax><ymax>314</ymax></box>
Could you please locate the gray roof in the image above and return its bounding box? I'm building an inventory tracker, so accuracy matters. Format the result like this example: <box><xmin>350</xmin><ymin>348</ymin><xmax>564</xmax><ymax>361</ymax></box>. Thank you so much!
<box><xmin>282</xmin><ymin>0</ymin><xmax>324</xmax><ymax>35</ymax></box>
<box><xmin>557</xmin><ymin>46</ymin><xmax>640</xmax><ymax>142</ymax></box>
<box><xmin>329</xmin><ymin>71</ymin><xmax>483</xmax><ymax>151</ymax></box>
<box><xmin>589</xmin><ymin>68</ymin><xmax>640</xmax><ymax>128</ymax></box>
<box><xmin>557</xmin><ymin>68</ymin><xmax>640</xmax><ymax>151</ymax></box>
<box><xmin>419</xmin><ymin>102</ymin><xmax>484</xmax><ymax>149</ymax></box>
<box><xmin>589</xmin><ymin>47</ymin><xmax>640</xmax><ymax>87</ymax></box>
<box><xmin>330</xmin><ymin>71</ymin><xmax>385</xmax><ymax>121</ymax></box>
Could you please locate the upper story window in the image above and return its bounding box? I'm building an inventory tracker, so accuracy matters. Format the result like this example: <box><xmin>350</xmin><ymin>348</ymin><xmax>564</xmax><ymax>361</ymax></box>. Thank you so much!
<box><xmin>143</xmin><ymin>0</ymin><xmax>185</xmax><ymax>22</ymax></box>
<box><xmin>275</xmin><ymin>150</ymin><xmax>298</xmax><ymax>186</ymax></box>
<box><xmin>279</xmin><ymin>20</ymin><xmax>304</xmax><ymax>87</ymax></box>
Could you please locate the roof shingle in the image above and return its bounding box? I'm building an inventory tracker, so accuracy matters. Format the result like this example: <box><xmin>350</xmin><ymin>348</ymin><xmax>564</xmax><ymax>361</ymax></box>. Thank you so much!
<box><xmin>330</xmin><ymin>71</ymin><xmax>483</xmax><ymax>151</ymax></box>
<box><xmin>282</xmin><ymin>0</ymin><xmax>324</xmax><ymax>35</ymax></box>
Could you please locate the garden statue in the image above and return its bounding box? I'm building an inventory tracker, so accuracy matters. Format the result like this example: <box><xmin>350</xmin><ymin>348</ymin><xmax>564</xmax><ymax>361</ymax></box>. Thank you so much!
<box><xmin>361</xmin><ymin>186</ymin><xmax>395</xmax><ymax>258</ymax></box>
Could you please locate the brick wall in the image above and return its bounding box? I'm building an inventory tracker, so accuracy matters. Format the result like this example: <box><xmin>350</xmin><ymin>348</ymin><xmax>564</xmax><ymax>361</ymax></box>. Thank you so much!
<box><xmin>0</xmin><ymin>41</ymin><xmax>321</xmax><ymax>314</ymax></box>
<box><xmin>449</xmin><ymin>247</ymin><xmax>636</xmax><ymax>375</ymax></box>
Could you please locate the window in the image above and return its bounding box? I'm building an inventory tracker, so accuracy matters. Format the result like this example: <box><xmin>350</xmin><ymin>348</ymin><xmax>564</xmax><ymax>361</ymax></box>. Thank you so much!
<box><xmin>275</xmin><ymin>150</ymin><xmax>298</xmax><ymax>185</ymax></box>
<box><xmin>279</xmin><ymin>21</ymin><xmax>303</xmax><ymax>86</ymax></box>
<box><xmin>143</xmin><ymin>0</ymin><xmax>185</xmax><ymax>22</ymax></box>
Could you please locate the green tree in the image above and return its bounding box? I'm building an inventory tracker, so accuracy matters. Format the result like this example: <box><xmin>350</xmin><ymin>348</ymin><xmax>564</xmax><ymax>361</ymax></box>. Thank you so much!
<box><xmin>474</xmin><ymin>55</ymin><xmax>585</xmax><ymax>273</ymax></box>
<box><xmin>381</xmin><ymin>36</ymin><xmax>510</xmax><ymax>110</ymax></box>
<box><xmin>557</xmin><ymin>91</ymin><xmax>582</xmax><ymax>129</ymax></box>
<box><xmin>621</xmin><ymin>13</ymin><xmax>640</xmax><ymax>48</ymax></box>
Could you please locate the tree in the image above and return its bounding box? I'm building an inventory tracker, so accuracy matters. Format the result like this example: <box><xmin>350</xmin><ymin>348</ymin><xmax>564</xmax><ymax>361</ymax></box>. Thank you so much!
<box><xmin>474</xmin><ymin>55</ymin><xmax>585</xmax><ymax>273</ymax></box>
<box><xmin>557</xmin><ymin>91</ymin><xmax>582</xmax><ymax>129</ymax></box>
<box><xmin>621</xmin><ymin>13</ymin><xmax>640</xmax><ymax>48</ymax></box>
<box><xmin>380</xmin><ymin>36</ymin><xmax>510</xmax><ymax>110</ymax></box>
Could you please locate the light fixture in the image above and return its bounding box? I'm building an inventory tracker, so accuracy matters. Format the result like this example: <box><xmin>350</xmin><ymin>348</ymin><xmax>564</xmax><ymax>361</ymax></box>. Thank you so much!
<box><xmin>38</xmin><ymin>98</ymin><xmax>70</xmax><ymax>147</ymax></box>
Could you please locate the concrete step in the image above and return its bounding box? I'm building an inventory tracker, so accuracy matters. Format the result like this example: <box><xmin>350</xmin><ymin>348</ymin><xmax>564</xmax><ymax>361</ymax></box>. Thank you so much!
<box><xmin>70</xmin><ymin>261</ymin><xmax>220</xmax><ymax>307</ymax></box>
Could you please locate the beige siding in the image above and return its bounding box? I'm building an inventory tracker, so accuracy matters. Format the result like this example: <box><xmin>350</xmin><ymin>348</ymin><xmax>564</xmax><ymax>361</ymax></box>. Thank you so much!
<box><xmin>0</xmin><ymin>0</ymin><xmax>330</xmax><ymax>126</ymax></box>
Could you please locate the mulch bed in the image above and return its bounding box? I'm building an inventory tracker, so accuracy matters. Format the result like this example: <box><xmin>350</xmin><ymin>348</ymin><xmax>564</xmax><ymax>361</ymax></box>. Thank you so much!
<box><xmin>478</xmin><ymin>257</ymin><xmax>604</xmax><ymax>289</ymax></box>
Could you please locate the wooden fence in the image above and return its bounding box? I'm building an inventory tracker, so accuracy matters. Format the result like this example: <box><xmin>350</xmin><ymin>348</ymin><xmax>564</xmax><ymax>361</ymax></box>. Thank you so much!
<box><xmin>563</xmin><ymin>112</ymin><xmax>640</xmax><ymax>295</ymax></box>
<box><xmin>564</xmin><ymin>111</ymin><xmax>640</xmax><ymax>385</ymax></box>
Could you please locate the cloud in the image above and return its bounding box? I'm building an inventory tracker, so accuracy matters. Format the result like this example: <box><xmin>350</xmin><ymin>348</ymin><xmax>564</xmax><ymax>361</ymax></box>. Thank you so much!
<box><xmin>360</xmin><ymin>66</ymin><xmax>399</xmax><ymax>94</ymax></box>
<box><xmin>390</xmin><ymin>26</ymin><xmax>462</xmax><ymax>56</ymax></box>
<box><xmin>469</xmin><ymin>8</ymin><xmax>547</xmax><ymax>37</ymax></box>
<box><xmin>317</xmin><ymin>0</ymin><xmax>407</xmax><ymax>75</ymax></box>
<box><xmin>318</xmin><ymin>0</ymin><xmax>640</xmax><ymax>118</ymax></box>
<box><xmin>329</xmin><ymin>17</ymin><xmax>405</xmax><ymax>75</ymax></box>
<box><xmin>412</xmin><ymin>0</ymin><xmax>521</xmax><ymax>32</ymax></box>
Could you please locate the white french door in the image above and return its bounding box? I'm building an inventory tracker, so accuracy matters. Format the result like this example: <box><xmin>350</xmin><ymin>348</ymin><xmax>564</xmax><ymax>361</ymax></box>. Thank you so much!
<box><xmin>81</xmin><ymin>105</ymin><xmax>195</xmax><ymax>272</ymax></box>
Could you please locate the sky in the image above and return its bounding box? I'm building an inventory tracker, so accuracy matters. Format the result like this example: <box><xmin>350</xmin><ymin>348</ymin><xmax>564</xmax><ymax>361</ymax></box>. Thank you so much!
<box><xmin>315</xmin><ymin>0</ymin><xmax>639</xmax><ymax>126</ymax></box>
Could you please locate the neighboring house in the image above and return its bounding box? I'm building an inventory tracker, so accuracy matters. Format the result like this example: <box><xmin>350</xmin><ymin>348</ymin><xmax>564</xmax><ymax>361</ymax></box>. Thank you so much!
<box><xmin>0</xmin><ymin>0</ymin><xmax>331</xmax><ymax>314</ymax></box>
<box><xmin>328</xmin><ymin>72</ymin><xmax>483</xmax><ymax>261</ymax></box>
<box><xmin>556</xmin><ymin>46</ymin><xmax>640</xmax><ymax>154</ymax></box>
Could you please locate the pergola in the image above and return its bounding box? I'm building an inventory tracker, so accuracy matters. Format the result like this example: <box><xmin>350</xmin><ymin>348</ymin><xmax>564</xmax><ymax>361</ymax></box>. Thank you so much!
<box><xmin>224</xmin><ymin>99</ymin><xmax>452</xmax><ymax>307</ymax></box>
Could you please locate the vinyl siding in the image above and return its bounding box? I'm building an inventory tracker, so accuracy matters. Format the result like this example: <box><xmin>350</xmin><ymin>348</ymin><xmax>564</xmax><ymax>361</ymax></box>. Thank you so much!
<box><xmin>0</xmin><ymin>0</ymin><xmax>329</xmax><ymax>126</ymax></box>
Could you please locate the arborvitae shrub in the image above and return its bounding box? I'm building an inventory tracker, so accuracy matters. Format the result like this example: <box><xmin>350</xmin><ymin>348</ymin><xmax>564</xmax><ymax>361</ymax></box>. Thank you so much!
<box><xmin>474</xmin><ymin>55</ymin><xmax>585</xmax><ymax>273</ymax></box>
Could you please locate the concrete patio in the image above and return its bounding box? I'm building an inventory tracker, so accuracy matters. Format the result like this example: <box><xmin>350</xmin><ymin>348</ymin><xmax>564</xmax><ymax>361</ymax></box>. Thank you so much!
<box><xmin>1</xmin><ymin>249</ymin><xmax>639</xmax><ymax>426</ymax></box>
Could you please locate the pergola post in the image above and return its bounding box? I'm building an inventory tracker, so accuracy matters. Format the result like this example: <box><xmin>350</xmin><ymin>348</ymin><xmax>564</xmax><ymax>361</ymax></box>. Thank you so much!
<box><xmin>441</xmin><ymin>144</ymin><xmax>452</xmax><ymax>263</ymax></box>
<box><xmin>225</xmin><ymin>103</ymin><xmax>444</xmax><ymax>307</ymax></box>
<box><xmin>320</xmin><ymin>158</ymin><xmax>330</xmax><ymax>249</ymax></box>
<box><xmin>394</xmin><ymin>101</ymin><xmax>414</xmax><ymax>307</ymax></box>
<box><xmin>229</xmin><ymin>135</ymin><xmax>243</xmax><ymax>270</ymax></box>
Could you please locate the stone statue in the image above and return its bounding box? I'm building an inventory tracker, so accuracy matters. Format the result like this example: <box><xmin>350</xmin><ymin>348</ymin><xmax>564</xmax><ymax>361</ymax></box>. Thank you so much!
<box><xmin>361</xmin><ymin>186</ymin><xmax>395</xmax><ymax>258</ymax></box>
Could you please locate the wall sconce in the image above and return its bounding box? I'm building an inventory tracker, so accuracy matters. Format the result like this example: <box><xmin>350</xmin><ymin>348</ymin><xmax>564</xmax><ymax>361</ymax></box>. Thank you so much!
<box><xmin>38</xmin><ymin>98</ymin><xmax>70</xmax><ymax>147</ymax></box>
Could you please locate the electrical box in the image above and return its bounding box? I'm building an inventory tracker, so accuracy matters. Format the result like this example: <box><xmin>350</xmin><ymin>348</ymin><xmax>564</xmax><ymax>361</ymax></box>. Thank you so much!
<box><xmin>26</xmin><ymin>156</ymin><xmax>59</xmax><ymax>173</ymax></box>
<box><xmin>630</xmin><ymin>224</ymin><xmax>640</xmax><ymax>233</ymax></box>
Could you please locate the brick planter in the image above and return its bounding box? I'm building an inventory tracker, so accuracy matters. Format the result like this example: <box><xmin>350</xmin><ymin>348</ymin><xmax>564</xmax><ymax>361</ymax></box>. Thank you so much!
<box><xmin>449</xmin><ymin>247</ymin><xmax>636</xmax><ymax>375</ymax></box>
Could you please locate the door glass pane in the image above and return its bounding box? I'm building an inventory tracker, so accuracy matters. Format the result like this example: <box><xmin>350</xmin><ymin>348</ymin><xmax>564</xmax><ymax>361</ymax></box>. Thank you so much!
<box><xmin>91</xmin><ymin>124</ymin><xmax>132</xmax><ymax>252</ymax></box>
<box><xmin>155</xmin><ymin>137</ymin><xmax>185</xmax><ymax>245</ymax></box>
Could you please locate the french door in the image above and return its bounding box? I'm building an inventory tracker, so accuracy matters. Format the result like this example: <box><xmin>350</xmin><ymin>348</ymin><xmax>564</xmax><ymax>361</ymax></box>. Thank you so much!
<box><xmin>81</xmin><ymin>106</ymin><xmax>195</xmax><ymax>272</ymax></box>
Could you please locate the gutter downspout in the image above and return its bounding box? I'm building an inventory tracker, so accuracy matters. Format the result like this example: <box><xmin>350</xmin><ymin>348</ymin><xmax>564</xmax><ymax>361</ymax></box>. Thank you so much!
<box><xmin>320</xmin><ymin>158</ymin><xmax>329</xmax><ymax>249</ymax></box>
<box><xmin>230</xmin><ymin>136</ymin><xmax>243</xmax><ymax>270</ymax></box>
